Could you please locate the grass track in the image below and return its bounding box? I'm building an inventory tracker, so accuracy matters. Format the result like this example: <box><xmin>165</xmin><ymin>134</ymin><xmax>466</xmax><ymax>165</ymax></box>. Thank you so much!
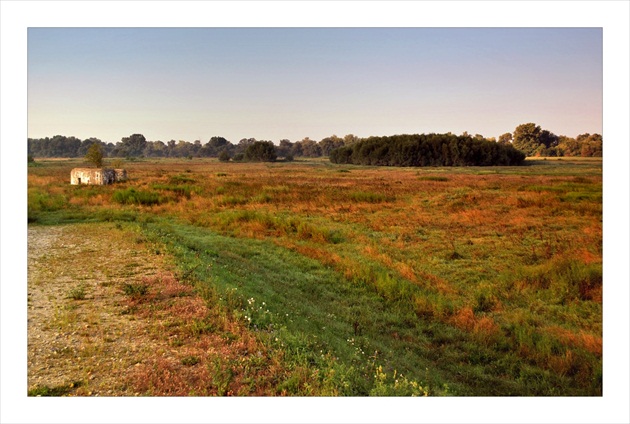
<box><xmin>141</xmin><ymin>218</ymin><xmax>592</xmax><ymax>395</ymax></box>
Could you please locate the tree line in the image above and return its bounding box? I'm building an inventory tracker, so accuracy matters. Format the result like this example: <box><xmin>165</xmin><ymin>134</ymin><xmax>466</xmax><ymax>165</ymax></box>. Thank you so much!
<box><xmin>500</xmin><ymin>123</ymin><xmax>602</xmax><ymax>157</ymax></box>
<box><xmin>27</xmin><ymin>123</ymin><xmax>602</xmax><ymax>164</ymax></box>
<box><xmin>26</xmin><ymin>133</ymin><xmax>359</xmax><ymax>161</ymax></box>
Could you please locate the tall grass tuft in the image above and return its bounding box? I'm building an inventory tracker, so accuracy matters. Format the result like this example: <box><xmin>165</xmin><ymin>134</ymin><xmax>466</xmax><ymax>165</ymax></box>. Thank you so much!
<box><xmin>113</xmin><ymin>188</ymin><xmax>164</xmax><ymax>206</ymax></box>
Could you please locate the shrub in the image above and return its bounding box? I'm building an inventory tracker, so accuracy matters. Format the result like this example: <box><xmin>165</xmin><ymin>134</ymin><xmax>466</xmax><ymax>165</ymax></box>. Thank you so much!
<box><xmin>68</xmin><ymin>284</ymin><xmax>87</xmax><ymax>300</ymax></box>
<box><xmin>218</xmin><ymin>150</ymin><xmax>231</xmax><ymax>162</ymax></box>
<box><xmin>348</xmin><ymin>191</ymin><xmax>392</xmax><ymax>203</ymax></box>
<box><xmin>181</xmin><ymin>356</ymin><xmax>201</xmax><ymax>366</ymax></box>
<box><xmin>151</xmin><ymin>184</ymin><xmax>197</xmax><ymax>199</ymax></box>
<box><xmin>169</xmin><ymin>174</ymin><xmax>195</xmax><ymax>184</ymax></box>
<box><xmin>122</xmin><ymin>282</ymin><xmax>149</xmax><ymax>297</ymax></box>
<box><xmin>418</xmin><ymin>176</ymin><xmax>448</xmax><ymax>182</ymax></box>
<box><xmin>113</xmin><ymin>188</ymin><xmax>163</xmax><ymax>205</ymax></box>
<box><xmin>244</xmin><ymin>141</ymin><xmax>277</xmax><ymax>162</ymax></box>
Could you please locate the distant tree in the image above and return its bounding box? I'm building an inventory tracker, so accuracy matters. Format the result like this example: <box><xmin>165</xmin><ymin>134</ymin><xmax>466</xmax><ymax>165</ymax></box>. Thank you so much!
<box><xmin>201</xmin><ymin>136</ymin><xmax>230</xmax><ymax>157</ymax></box>
<box><xmin>120</xmin><ymin>133</ymin><xmax>147</xmax><ymax>157</ymax></box>
<box><xmin>236</xmin><ymin>138</ymin><xmax>256</xmax><ymax>154</ymax></box>
<box><xmin>78</xmin><ymin>138</ymin><xmax>102</xmax><ymax>156</ymax></box>
<box><xmin>539</xmin><ymin>129</ymin><xmax>559</xmax><ymax>150</ymax></box>
<box><xmin>512</xmin><ymin>123</ymin><xmax>541</xmax><ymax>156</ymax></box>
<box><xmin>218</xmin><ymin>149</ymin><xmax>231</xmax><ymax>162</ymax></box>
<box><xmin>277</xmin><ymin>139</ymin><xmax>294</xmax><ymax>158</ymax></box>
<box><xmin>577</xmin><ymin>133</ymin><xmax>603</xmax><ymax>157</ymax></box>
<box><xmin>244</xmin><ymin>141</ymin><xmax>277</xmax><ymax>162</ymax></box>
<box><xmin>318</xmin><ymin>135</ymin><xmax>344</xmax><ymax>156</ymax></box>
<box><xmin>511</xmin><ymin>123</ymin><xmax>557</xmax><ymax>156</ymax></box>
<box><xmin>191</xmin><ymin>140</ymin><xmax>202</xmax><ymax>156</ymax></box>
<box><xmin>167</xmin><ymin>140</ymin><xmax>177</xmax><ymax>157</ymax></box>
<box><xmin>144</xmin><ymin>140</ymin><xmax>167</xmax><ymax>157</ymax></box>
<box><xmin>290</xmin><ymin>141</ymin><xmax>303</xmax><ymax>157</ymax></box>
<box><xmin>300</xmin><ymin>137</ymin><xmax>322</xmax><ymax>157</ymax></box>
<box><xmin>174</xmin><ymin>140</ymin><xmax>192</xmax><ymax>157</ymax></box>
<box><xmin>343</xmin><ymin>134</ymin><xmax>360</xmax><ymax>146</ymax></box>
<box><xmin>85</xmin><ymin>143</ymin><xmax>104</xmax><ymax>168</ymax></box>
<box><xmin>498</xmin><ymin>132</ymin><xmax>513</xmax><ymax>145</ymax></box>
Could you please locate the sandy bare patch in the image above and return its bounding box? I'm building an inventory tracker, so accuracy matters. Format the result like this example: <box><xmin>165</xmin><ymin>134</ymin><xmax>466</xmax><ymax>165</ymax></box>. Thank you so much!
<box><xmin>28</xmin><ymin>223</ymin><xmax>172</xmax><ymax>395</ymax></box>
<box><xmin>27</xmin><ymin>223</ymin><xmax>286</xmax><ymax>396</ymax></box>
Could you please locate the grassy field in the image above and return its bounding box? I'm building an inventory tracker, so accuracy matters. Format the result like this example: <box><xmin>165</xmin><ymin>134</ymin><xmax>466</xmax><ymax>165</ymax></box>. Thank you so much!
<box><xmin>27</xmin><ymin>156</ymin><xmax>602</xmax><ymax>395</ymax></box>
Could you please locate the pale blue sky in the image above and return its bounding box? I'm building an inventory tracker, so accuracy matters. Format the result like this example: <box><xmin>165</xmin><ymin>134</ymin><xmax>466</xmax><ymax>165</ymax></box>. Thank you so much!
<box><xmin>28</xmin><ymin>27</ymin><xmax>602</xmax><ymax>144</ymax></box>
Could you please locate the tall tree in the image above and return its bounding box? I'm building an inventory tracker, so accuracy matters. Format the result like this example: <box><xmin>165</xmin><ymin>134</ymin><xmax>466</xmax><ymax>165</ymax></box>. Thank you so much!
<box><xmin>318</xmin><ymin>135</ymin><xmax>344</xmax><ymax>156</ymax></box>
<box><xmin>84</xmin><ymin>143</ymin><xmax>104</xmax><ymax>168</ymax></box>
<box><xmin>277</xmin><ymin>139</ymin><xmax>294</xmax><ymax>158</ymax></box>
<box><xmin>512</xmin><ymin>123</ymin><xmax>542</xmax><ymax>156</ymax></box>
<box><xmin>498</xmin><ymin>132</ymin><xmax>513</xmax><ymax>145</ymax></box>
<box><xmin>120</xmin><ymin>133</ymin><xmax>147</xmax><ymax>157</ymax></box>
<box><xmin>343</xmin><ymin>134</ymin><xmax>360</xmax><ymax>146</ymax></box>
<box><xmin>244</xmin><ymin>141</ymin><xmax>277</xmax><ymax>162</ymax></box>
<box><xmin>299</xmin><ymin>137</ymin><xmax>322</xmax><ymax>157</ymax></box>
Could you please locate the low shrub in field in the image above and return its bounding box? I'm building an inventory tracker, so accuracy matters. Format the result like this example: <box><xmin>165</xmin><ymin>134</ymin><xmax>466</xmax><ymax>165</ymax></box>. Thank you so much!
<box><xmin>67</xmin><ymin>284</ymin><xmax>87</xmax><ymax>300</ymax></box>
<box><xmin>122</xmin><ymin>282</ymin><xmax>149</xmax><ymax>298</ymax></box>
<box><xmin>28</xmin><ymin>188</ymin><xmax>68</xmax><ymax>212</ymax></box>
<box><xmin>295</xmin><ymin>221</ymin><xmax>343</xmax><ymax>244</ymax></box>
<box><xmin>348</xmin><ymin>191</ymin><xmax>393</xmax><ymax>203</ymax></box>
<box><xmin>181</xmin><ymin>356</ymin><xmax>200</xmax><ymax>366</ymax></box>
<box><xmin>169</xmin><ymin>174</ymin><xmax>195</xmax><ymax>184</ymax></box>
<box><xmin>217</xmin><ymin>195</ymin><xmax>248</xmax><ymax>206</ymax></box>
<box><xmin>151</xmin><ymin>183</ymin><xmax>198</xmax><ymax>199</ymax></box>
<box><xmin>113</xmin><ymin>188</ymin><xmax>164</xmax><ymax>206</ymax></box>
<box><xmin>418</xmin><ymin>176</ymin><xmax>449</xmax><ymax>182</ymax></box>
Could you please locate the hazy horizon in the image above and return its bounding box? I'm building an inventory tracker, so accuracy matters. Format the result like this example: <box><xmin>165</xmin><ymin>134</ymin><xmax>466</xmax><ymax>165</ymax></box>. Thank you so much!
<box><xmin>28</xmin><ymin>27</ymin><xmax>602</xmax><ymax>144</ymax></box>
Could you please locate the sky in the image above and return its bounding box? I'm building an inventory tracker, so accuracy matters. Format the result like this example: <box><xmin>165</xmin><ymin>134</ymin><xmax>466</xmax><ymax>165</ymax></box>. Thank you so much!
<box><xmin>27</xmin><ymin>27</ymin><xmax>603</xmax><ymax>144</ymax></box>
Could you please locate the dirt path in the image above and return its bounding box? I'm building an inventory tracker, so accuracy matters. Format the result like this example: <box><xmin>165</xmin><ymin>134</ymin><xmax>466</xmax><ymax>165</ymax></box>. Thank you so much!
<box><xmin>27</xmin><ymin>223</ymin><xmax>172</xmax><ymax>395</ymax></box>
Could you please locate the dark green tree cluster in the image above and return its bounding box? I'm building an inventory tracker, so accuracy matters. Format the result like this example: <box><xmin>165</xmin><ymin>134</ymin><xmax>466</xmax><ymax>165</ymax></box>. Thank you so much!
<box><xmin>512</xmin><ymin>123</ymin><xmax>559</xmax><ymax>156</ymax></box>
<box><xmin>329</xmin><ymin>133</ymin><xmax>526</xmax><ymax>166</ymax></box>
<box><xmin>242</xmin><ymin>141</ymin><xmax>278</xmax><ymax>162</ymax></box>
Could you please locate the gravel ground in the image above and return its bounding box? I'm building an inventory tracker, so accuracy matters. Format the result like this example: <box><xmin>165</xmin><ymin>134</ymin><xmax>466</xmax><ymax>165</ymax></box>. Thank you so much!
<box><xmin>27</xmin><ymin>223</ymin><xmax>172</xmax><ymax>396</ymax></box>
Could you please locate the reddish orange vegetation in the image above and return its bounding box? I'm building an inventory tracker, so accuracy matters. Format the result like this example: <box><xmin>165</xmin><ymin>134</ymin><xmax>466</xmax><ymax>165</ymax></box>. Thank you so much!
<box><xmin>417</xmin><ymin>271</ymin><xmax>456</xmax><ymax>295</ymax></box>
<box><xmin>450</xmin><ymin>306</ymin><xmax>476</xmax><ymax>332</ymax></box>
<box><xmin>449</xmin><ymin>307</ymin><xmax>501</xmax><ymax>344</ymax></box>
<box><xmin>123</xmin><ymin>273</ymin><xmax>288</xmax><ymax>396</ymax></box>
<box><xmin>545</xmin><ymin>325</ymin><xmax>602</xmax><ymax>357</ymax></box>
<box><xmin>577</xmin><ymin>249</ymin><xmax>599</xmax><ymax>265</ymax></box>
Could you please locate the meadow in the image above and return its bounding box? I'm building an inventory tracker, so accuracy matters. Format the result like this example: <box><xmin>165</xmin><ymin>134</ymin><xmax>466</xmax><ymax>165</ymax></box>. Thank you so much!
<box><xmin>27</xmin><ymin>156</ymin><xmax>602</xmax><ymax>396</ymax></box>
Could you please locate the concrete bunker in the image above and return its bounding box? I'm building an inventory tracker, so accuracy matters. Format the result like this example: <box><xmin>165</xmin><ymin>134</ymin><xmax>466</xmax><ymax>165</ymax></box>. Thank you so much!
<box><xmin>70</xmin><ymin>168</ymin><xmax>127</xmax><ymax>185</ymax></box>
